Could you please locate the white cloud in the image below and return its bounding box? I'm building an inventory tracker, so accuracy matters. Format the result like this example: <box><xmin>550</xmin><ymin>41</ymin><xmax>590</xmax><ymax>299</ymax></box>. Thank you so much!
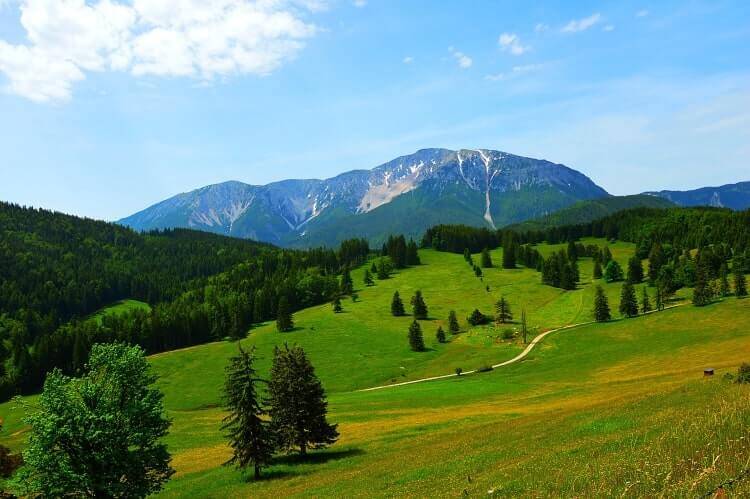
<box><xmin>0</xmin><ymin>0</ymin><xmax>322</xmax><ymax>103</ymax></box>
<box><xmin>603</xmin><ymin>25</ymin><xmax>615</xmax><ymax>32</ymax></box>
<box><xmin>485</xmin><ymin>63</ymin><xmax>543</xmax><ymax>82</ymax></box>
<box><xmin>402</xmin><ymin>56</ymin><xmax>413</xmax><ymax>64</ymax></box>
<box><xmin>448</xmin><ymin>47</ymin><xmax>472</xmax><ymax>69</ymax></box>
<box><xmin>636</xmin><ymin>9</ymin><xmax>649</xmax><ymax>17</ymax></box>
<box><xmin>561</xmin><ymin>13</ymin><xmax>601</xmax><ymax>33</ymax></box>
<box><xmin>353</xmin><ymin>0</ymin><xmax>366</xmax><ymax>7</ymax></box>
<box><xmin>498</xmin><ymin>33</ymin><xmax>530</xmax><ymax>55</ymax></box>
<box><xmin>534</xmin><ymin>23</ymin><xmax>548</xmax><ymax>33</ymax></box>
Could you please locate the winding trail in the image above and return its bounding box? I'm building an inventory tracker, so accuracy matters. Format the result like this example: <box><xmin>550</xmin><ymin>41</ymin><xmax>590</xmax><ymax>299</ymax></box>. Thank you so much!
<box><xmin>359</xmin><ymin>303</ymin><xmax>686</xmax><ymax>392</ymax></box>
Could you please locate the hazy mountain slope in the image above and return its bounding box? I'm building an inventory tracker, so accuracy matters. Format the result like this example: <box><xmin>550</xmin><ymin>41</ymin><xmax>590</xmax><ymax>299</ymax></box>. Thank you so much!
<box><xmin>507</xmin><ymin>194</ymin><xmax>675</xmax><ymax>231</ymax></box>
<box><xmin>644</xmin><ymin>181</ymin><xmax>750</xmax><ymax>210</ymax></box>
<box><xmin>120</xmin><ymin>148</ymin><xmax>609</xmax><ymax>246</ymax></box>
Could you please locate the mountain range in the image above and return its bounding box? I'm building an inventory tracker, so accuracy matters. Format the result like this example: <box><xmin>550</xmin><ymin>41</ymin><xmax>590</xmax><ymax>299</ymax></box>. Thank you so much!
<box><xmin>119</xmin><ymin>148</ymin><xmax>608</xmax><ymax>247</ymax></box>
<box><xmin>645</xmin><ymin>181</ymin><xmax>750</xmax><ymax>211</ymax></box>
<box><xmin>119</xmin><ymin>148</ymin><xmax>748</xmax><ymax>247</ymax></box>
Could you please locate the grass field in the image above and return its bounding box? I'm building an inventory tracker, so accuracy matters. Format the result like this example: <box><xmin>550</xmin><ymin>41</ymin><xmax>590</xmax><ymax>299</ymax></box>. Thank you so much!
<box><xmin>87</xmin><ymin>299</ymin><xmax>151</xmax><ymax>325</ymax></box>
<box><xmin>2</xmin><ymin>240</ymin><xmax>748</xmax><ymax>497</ymax></box>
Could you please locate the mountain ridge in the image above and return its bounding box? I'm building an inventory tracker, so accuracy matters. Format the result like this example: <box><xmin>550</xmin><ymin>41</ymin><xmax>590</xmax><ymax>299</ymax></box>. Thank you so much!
<box><xmin>644</xmin><ymin>181</ymin><xmax>750</xmax><ymax>210</ymax></box>
<box><xmin>119</xmin><ymin>148</ymin><xmax>609</xmax><ymax>246</ymax></box>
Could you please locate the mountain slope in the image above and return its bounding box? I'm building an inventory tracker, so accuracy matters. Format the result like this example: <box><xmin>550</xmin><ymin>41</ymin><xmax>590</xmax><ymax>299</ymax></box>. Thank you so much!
<box><xmin>507</xmin><ymin>194</ymin><xmax>675</xmax><ymax>231</ymax></box>
<box><xmin>644</xmin><ymin>181</ymin><xmax>750</xmax><ymax>210</ymax></box>
<box><xmin>120</xmin><ymin>148</ymin><xmax>609</xmax><ymax>246</ymax></box>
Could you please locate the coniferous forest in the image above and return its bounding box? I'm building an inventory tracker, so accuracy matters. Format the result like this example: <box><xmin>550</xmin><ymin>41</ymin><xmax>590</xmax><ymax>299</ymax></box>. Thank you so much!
<box><xmin>0</xmin><ymin>202</ymin><xmax>369</xmax><ymax>399</ymax></box>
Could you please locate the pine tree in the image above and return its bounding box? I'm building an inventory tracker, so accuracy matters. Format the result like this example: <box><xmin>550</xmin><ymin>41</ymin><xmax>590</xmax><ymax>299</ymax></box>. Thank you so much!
<box><xmin>363</xmin><ymin>269</ymin><xmax>374</xmax><ymax>287</ymax></box>
<box><xmin>467</xmin><ymin>309</ymin><xmax>487</xmax><ymax>326</ymax></box>
<box><xmin>377</xmin><ymin>259</ymin><xmax>390</xmax><ymax>280</ymax></box>
<box><xmin>408</xmin><ymin>321</ymin><xmax>425</xmax><ymax>352</ymax></box>
<box><xmin>406</xmin><ymin>239</ymin><xmax>421</xmax><ymax>266</ymax></box>
<box><xmin>641</xmin><ymin>287</ymin><xmax>652</xmax><ymax>314</ymax></box>
<box><xmin>602</xmin><ymin>246</ymin><xmax>613</xmax><ymax>267</ymax></box>
<box><xmin>719</xmin><ymin>263</ymin><xmax>730</xmax><ymax>297</ymax></box>
<box><xmin>593</xmin><ymin>260</ymin><xmax>603</xmax><ymax>280</ymax></box>
<box><xmin>370</xmin><ymin>262</ymin><xmax>377</xmax><ymax>274</ymax></box>
<box><xmin>481</xmin><ymin>248</ymin><xmax>493</xmax><ymax>268</ymax></box>
<box><xmin>448</xmin><ymin>310</ymin><xmax>460</xmax><ymax>333</ymax></box>
<box><xmin>502</xmin><ymin>232</ymin><xmax>517</xmax><ymax>269</ymax></box>
<box><xmin>411</xmin><ymin>290</ymin><xmax>428</xmax><ymax>319</ymax></box>
<box><xmin>594</xmin><ymin>285</ymin><xmax>611</xmax><ymax>322</ymax></box>
<box><xmin>627</xmin><ymin>256</ymin><xmax>644</xmax><ymax>284</ymax></box>
<box><xmin>340</xmin><ymin>268</ymin><xmax>354</xmax><ymax>295</ymax></box>
<box><xmin>648</xmin><ymin>243</ymin><xmax>666</xmax><ymax>283</ymax></box>
<box><xmin>567</xmin><ymin>240</ymin><xmax>578</xmax><ymax>261</ymax></box>
<box><xmin>221</xmin><ymin>345</ymin><xmax>274</xmax><ymax>480</ymax></box>
<box><xmin>655</xmin><ymin>284</ymin><xmax>665</xmax><ymax>311</ymax></box>
<box><xmin>604</xmin><ymin>260</ymin><xmax>624</xmax><ymax>282</ymax></box>
<box><xmin>332</xmin><ymin>296</ymin><xmax>342</xmax><ymax>313</ymax></box>
<box><xmin>619</xmin><ymin>282</ymin><xmax>639</xmax><ymax>317</ymax></box>
<box><xmin>735</xmin><ymin>266</ymin><xmax>748</xmax><ymax>297</ymax></box>
<box><xmin>390</xmin><ymin>291</ymin><xmax>405</xmax><ymax>317</ymax></box>
<box><xmin>692</xmin><ymin>260</ymin><xmax>712</xmax><ymax>307</ymax></box>
<box><xmin>268</xmin><ymin>344</ymin><xmax>338</xmax><ymax>457</ymax></box>
<box><xmin>495</xmin><ymin>296</ymin><xmax>513</xmax><ymax>324</ymax></box>
<box><xmin>436</xmin><ymin>326</ymin><xmax>446</xmax><ymax>343</ymax></box>
<box><xmin>463</xmin><ymin>248</ymin><xmax>471</xmax><ymax>263</ymax></box>
<box><xmin>474</xmin><ymin>265</ymin><xmax>483</xmax><ymax>278</ymax></box>
<box><xmin>276</xmin><ymin>296</ymin><xmax>294</xmax><ymax>332</ymax></box>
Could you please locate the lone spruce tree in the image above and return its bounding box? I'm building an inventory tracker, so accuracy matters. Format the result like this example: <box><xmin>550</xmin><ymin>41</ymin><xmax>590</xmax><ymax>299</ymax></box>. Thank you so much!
<box><xmin>627</xmin><ymin>256</ymin><xmax>644</xmax><ymax>284</ymax></box>
<box><xmin>692</xmin><ymin>262</ymin><xmax>712</xmax><ymax>307</ymax></box>
<box><xmin>332</xmin><ymin>296</ymin><xmax>343</xmax><ymax>313</ymax></box>
<box><xmin>377</xmin><ymin>259</ymin><xmax>390</xmax><ymax>280</ymax></box>
<box><xmin>363</xmin><ymin>269</ymin><xmax>374</xmax><ymax>287</ymax></box>
<box><xmin>495</xmin><ymin>296</ymin><xmax>513</xmax><ymax>324</ymax></box>
<box><xmin>619</xmin><ymin>281</ymin><xmax>639</xmax><ymax>317</ymax></box>
<box><xmin>276</xmin><ymin>296</ymin><xmax>294</xmax><ymax>332</ymax></box>
<box><xmin>222</xmin><ymin>345</ymin><xmax>274</xmax><ymax>480</ymax></box>
<box><xmin>408</xmin><ymin>321</ymin><xmax>425</xmax><ymax>351</ymax></box>
<box><xmin>340</xmin><ymin>269</ymin><xmax>354</xmax><ymax>295</ymax></box>
<box><xmin>719</xmin><ymin>264</ymin><xmax>730</xmax><ymax>297</ymax></box>
<box><xmin>436</xmin><ymin>326</ymin><xmax>446</xmax><ymax>343</ymax></box>
<box><xmin>594</xmin><ymin>285</ymin><xmax>611</xmax><ymax>322</ymax></box>
<box><xmin>593</xmin><ymin>260</ymin><xmax>603</xmax><ymax>280</ymax></box>
<box><xmin>448</xmin><ymin>310</ymin><xmax>460</xmax><ymax>333</ymax></box>
<box><xmin>604</xmin><ymin>260</ymin><xmax>624</xmax><ymax>283</ymax></box>
<box><xmin>411</xmin><ymin>290</ymin><xmax>428</xmax><ymax>319</ymax></box>
<box><xmin>481</xmin><ymin>248</ymin><xmax>493</xmax><ymax>268</ymax></box>
<box><xmin>17</xmin><ymin>343</ymin><xmax>173</xmax><ymax>497</ymax></box>
<box><xmin>735</xmin><ymin>261</ymin><xmax>747</xmax><ymax>297</ymax></box>
<box><xmin>391</xmin><ymin>291</ymin><xmax>405</xmax><ymax>316</ymax></box>
<box><xmin>268</xmin><ymin>344</ymin><xmax>338</xmax><ymax>457</ymax></box>
<box><xmin>641</xmin><ymin>287</ymin><xmax>652</xmax><ymax>314</ymax></box>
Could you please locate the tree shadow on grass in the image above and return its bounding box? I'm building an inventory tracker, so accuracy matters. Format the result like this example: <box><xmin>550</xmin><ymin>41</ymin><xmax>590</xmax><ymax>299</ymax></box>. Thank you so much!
<box><xmin>244</xmin><ymin>448</ymin><xmax>366</xmax><ymax>482</ymax></box>
<box><xmin>272</xmin><ymin>447</ymin><xmax>365</xmax><ymax>466</ymax></box>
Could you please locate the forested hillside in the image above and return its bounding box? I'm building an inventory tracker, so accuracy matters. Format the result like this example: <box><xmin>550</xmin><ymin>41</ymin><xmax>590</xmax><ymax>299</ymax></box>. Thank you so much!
<box><xmin>0</xmin><ymin>203</ymin><xmax>369</xmax><ymax>399</ymax></box>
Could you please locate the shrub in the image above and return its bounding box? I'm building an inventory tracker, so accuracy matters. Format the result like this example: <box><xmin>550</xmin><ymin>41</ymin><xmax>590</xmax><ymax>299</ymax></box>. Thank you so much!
<box><xmin>467</xmin><ymin>309</ymin><xmax>488</xmax><ymax>326</ymax></box>
<box><xmin>477</xmin><ymin>364</ymin><xmax>493</xmax><ymax>373</ymax></box>
<box><xmin>502</xmin><ymin>329</ymin><xmax>515</xmax><ymax>340</ymax></box>
<box><xmin>736</xmin><ymin>363</ymin><xmax>750</xmax><ymax>384</ymax></box>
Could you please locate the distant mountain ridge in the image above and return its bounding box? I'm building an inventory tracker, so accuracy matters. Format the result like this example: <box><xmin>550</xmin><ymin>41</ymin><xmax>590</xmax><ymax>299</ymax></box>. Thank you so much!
<box><xmin>507</xmin><ymin>194</ymin><xmax>676</xmax><ymax>232</ymax></box>
<box><xmin>120</xmin><ymin>148</ymin><xmax>609</xmax><ymax>247</ymax></box>
<box><xmin>644</xmin><ymin>181</ymin><xmax>750</xmax><ymax>210</ymax></box>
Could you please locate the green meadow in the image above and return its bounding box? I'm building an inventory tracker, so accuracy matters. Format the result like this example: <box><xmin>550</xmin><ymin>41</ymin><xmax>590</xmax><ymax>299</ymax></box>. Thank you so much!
<box><xmin>3</xmin><ymin>239</ymin><xmax>749</xmax><ymax>497</ymax></box>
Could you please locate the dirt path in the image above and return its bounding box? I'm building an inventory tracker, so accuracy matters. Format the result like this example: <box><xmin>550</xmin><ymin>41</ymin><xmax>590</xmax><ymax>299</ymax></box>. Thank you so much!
<box><xmin>359</xmin><ymin>303</ymin><xmax>686</xmax><ymax>392</ymax></box>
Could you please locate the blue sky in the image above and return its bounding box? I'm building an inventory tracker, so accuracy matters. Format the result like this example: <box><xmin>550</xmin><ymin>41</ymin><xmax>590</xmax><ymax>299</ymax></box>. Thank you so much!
<box><xmin>0</xmin><ymin>0</ymin><xmax>748</xmax><ymax>220</ymax></box>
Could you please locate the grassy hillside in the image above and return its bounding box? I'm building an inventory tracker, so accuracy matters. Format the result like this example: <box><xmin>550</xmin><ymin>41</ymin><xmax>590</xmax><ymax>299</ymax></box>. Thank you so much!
<box><xmin>3</xmin><ymin>242</ymin><xmax>748</xmax><ymax>497</ymax></box>
<box><xmin>88</xmin><ymin>299</ymin><xmax>151</xmax><ymax>325</ymax></box>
